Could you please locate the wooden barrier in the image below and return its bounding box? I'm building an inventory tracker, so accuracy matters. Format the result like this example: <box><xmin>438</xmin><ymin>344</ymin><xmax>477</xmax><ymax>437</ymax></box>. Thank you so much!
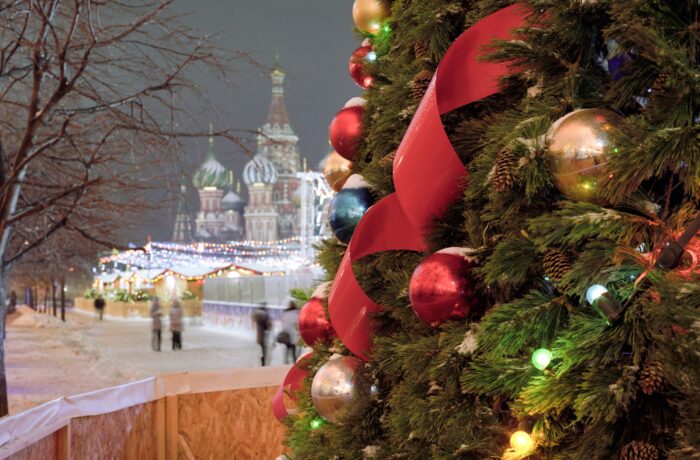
<box><xmin>1</xmin><ymin>367</ymin><xmax>289</xmax><ymax>460</ymax></box>
<box><xmin>73</xmin><ymin>297</ymin><xmax>202</xmax><ymax>319</ymax></box>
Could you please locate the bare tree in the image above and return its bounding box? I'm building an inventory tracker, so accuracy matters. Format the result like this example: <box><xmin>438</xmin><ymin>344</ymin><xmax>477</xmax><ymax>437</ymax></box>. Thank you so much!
<box><xmin>0</xmin><ymin>0</ymin><xmax>253</xmax><ymax>415</ymax></box>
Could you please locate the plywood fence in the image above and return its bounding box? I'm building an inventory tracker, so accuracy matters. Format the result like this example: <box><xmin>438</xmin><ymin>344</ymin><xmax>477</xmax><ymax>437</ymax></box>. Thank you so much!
<box><xmin>0</xmin><ymin>366</ymin><xmax>290</xmax><ymax>460</ymax></box>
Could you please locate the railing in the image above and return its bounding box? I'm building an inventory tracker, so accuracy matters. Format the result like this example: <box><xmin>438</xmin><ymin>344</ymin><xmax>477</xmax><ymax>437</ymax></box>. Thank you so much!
<box><xmin>74</xmin><ymin>297</ymin><xmax>202</xmax><ymax>318</ymax></box>
<box><xmin>0</xmin><ymin>366</ymin><xmax>289</xmax><ymax>460</ymax></box>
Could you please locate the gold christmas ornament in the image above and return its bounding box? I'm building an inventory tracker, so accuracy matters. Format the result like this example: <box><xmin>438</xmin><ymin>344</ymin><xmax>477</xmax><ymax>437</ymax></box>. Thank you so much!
<box><xmin>352</xmin><ymin>0</ymin><xmax>388</xmax><ymax>35</ymax></box>
<box><xmin>323</xmin><ymin>151</ymin><xmax>353</xmax><ymax>192</ymax></box>
<box><xmin>546</xmin><ymin>108</ymin><xmax>624</xmax><ymax>203</ymax></box>
<box><xmin>311</xmin><ymin>356</ymin><xmax>362</xmax><ymax>424</ymax></box>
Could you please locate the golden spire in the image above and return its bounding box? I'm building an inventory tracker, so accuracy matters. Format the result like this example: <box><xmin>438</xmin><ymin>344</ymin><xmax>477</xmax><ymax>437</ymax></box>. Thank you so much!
<box><xmin>208</xmin><ymin>122</ymin><xmax>214</xmax><ymax>148</ymax></box>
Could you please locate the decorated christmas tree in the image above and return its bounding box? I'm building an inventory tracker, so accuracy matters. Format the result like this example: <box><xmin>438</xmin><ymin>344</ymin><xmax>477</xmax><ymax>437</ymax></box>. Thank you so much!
<box><xmin>274</xmin><ymin>1</ymin><xmax>700</xmax><ymax>458</ymax></box>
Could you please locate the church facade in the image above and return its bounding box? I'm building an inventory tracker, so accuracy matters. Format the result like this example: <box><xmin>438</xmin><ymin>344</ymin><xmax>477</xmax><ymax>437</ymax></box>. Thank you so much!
<box><xmin>173</xmin><ymin>60</ymin><xmax>302</xmax><ymax>243</ymax></box>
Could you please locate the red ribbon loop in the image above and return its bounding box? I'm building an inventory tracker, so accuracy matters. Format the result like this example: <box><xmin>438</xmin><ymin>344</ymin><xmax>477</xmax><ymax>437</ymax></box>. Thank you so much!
<box><xmin>329</xmin><ymin>4</ymin><xmax>531</xmax><ymax>359</ymax></box>
<box><xmin>272</xmin><ymin>353</ymin><xmax>313</xmax><ymax>421</ymax></box>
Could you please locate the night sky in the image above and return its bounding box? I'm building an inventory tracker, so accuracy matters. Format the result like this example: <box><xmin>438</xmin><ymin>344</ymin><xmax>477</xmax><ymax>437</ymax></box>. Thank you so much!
<box><xmin>145</xmin><ymin>1</ymin><xmax>359</xmax><ymax>241</ymax></box>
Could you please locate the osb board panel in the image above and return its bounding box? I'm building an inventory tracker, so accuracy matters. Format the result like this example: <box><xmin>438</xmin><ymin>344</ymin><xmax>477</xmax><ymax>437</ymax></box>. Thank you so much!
<box><xmin>178</xmin><ymin>386</ymin><xmax>286</xmax><ymax>460</ymax></box>
<box><xmin>8</xmin><ymin>433</ymin><xmax>56</xmax><ymax>460</ymax></box>
<box><xmin>70</xmin><ymin>401</ymin><xmax>157</xmax><ymax>459</ymax></box>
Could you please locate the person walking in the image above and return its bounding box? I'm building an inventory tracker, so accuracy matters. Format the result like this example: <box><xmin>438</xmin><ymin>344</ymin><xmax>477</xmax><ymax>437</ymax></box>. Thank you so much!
<box><xmin>252</xmin><ymin>303</ymin><xmax>271</xmax><ymax>366</ymax></box>
<box><xmin>94</xmin><ymin>295</ymin><xmax>106</xmax><ymax>320</ymax></box>
<box><xmin>169</xmin><ymin>300</ymin><xmax>183</xmax><ymax>351</ymax></box>
<box><xmin>8</xmin><ymin>291</ymin><xmax>17</xmax><ymax>314</ymax></box>
<box><xmin>150</xmin><ymin>297</ymin><xmax>162</xmax><ymax>352</ymax></box>
<box><xmin>279</xmin><ymin>301</ymin><xmax>299</xmax><ymax>364</ymax></box>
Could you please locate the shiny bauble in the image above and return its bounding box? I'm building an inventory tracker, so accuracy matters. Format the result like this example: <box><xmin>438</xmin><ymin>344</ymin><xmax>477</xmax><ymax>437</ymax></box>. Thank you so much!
<box><xmin>409</xmin><ymin>249</ymin><xmax>479</xmax><ymax>327</ymax></box>
<box><xmin>602</xmin><ymin>39</ymin><xmax>632</xmax><ymax>81</ymax></box>
<box><xmin>329</xmin><ymin>106</ymin><xmax>364</xmax><ymax>161</ymax></box>
<box><xmin>328</xmin><ymin>175</ymin><xmax>374</xmax><ymax>244</ymax></box>
<box><xmin>352</xmin><ymin>0</ymin><xmax>388</xmax><ymax>35</ymax></box>
<box><xmin>311</xmin><ymin>356</ymin><xmax>363</xmax><ymax>424</ymax></box>
<box><xmin>344</xmin><ymin>97</ymin><xmax>367</xmax><ymax>109</ymax></box>
<box><xmin>323</xmin><ymin>151</ymin><xmax>353</xmax><ymax>192</ymax></box>
<box><xmin>546</xmin><ymin>109</ymin><xmax>623</xmax><ymax>204</ymax></box>
<box><xmin>349</xmin><ymin>44</ymin><xmax>374</xmax><ymax>89</ymax></box>
<box><xmin>299</xmin><ymin>297</ymin><xmax>334</xmax><ymax>346</ymax></box>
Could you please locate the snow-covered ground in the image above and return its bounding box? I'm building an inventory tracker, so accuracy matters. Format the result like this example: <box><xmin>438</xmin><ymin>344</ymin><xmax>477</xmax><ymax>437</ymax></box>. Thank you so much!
<box><xmin>5</xmin><ymin>306</ymin><xmax>292</xmax><ymax>415</ymax></box>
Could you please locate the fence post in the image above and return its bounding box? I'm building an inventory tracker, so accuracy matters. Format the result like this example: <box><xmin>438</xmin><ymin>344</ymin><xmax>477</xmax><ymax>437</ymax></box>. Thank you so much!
<box><xmin>165</xmin><ymin>395</ymin><xmax>178</xmax><ymax>460</ymax></box>
<box><xmin>156</xmin><ymin>398</ymin><xmax>166</xmax><ymax>460</ymax></box>
<box><xmin>57</xmin><ymin>424</ymin><xmax>71</xmax><ymax>460</ymax></box>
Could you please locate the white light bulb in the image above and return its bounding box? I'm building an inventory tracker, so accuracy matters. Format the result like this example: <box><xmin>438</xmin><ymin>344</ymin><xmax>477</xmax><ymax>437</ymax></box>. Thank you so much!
<box><xmin>586</xmin><ymin>284</ymin><xmax>608</xmax><ymax>304</ymax></box>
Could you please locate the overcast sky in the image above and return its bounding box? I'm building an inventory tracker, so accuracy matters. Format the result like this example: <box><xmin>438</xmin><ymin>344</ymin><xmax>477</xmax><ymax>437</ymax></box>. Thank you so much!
<box><xmin>138</xmin><ymin>1</ymin><xmax>359</xmax><ymax>241</ymax></box>
<box><xmin>176</xmin><ymin>0</ymin><xmax>359</xmax><ymax>184</ymax></box>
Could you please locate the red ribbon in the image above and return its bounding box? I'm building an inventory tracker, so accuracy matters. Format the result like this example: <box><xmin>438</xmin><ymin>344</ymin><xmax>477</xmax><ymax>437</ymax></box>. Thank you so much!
<box><xmin>271</xmin><ymin>352</ymin><xmax>313</xmax><ymax>420</ymax></box>
<box><xmin>329</xmin><ymin>4</ymin><xmax>531</xmax><ymax>359</ymax></box>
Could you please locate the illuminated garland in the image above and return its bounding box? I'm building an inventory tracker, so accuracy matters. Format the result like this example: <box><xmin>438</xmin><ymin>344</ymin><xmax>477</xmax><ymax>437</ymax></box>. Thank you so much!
<box><xmin>97</xmin><ymin>237</ymin><xmax>321</xmax><ymax>282</ymax></box>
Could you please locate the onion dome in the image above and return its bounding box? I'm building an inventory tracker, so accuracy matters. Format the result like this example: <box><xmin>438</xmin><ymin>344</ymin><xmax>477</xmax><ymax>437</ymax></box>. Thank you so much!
<box><xmin>222</xmin><ymin>189</ymin><xmax>244</xmax><ymax>211</ymax></box>
<box><xmin>243</xmin><ymin>154</ymin><xmax>278</xmax><ymax>186</ymax></box>
<box><xmin>193</xmin><ymin>133</ymin><xmax>229</xmax><ymax>189</ymax></box>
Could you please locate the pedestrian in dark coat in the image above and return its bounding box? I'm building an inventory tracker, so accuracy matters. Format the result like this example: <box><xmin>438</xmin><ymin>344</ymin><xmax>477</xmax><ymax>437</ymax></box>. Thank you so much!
<box><xmin>94</xmin><ymin>295</ymin><xmax>106</xmax><ymax>320</ymax></box>
<box><xmin>252</xmin><ymin>304</ymin><xmax>271</xmax><ymax>366</ymax></box>
<box><xmin>150</xmin><ymin>297</ymin><xmax>162</xmax><ymax>351</ymax></box>
<box><xmin>169</xmin><ymin>300</ymin><xmax>183</xmax><ymax>351</ymax></box>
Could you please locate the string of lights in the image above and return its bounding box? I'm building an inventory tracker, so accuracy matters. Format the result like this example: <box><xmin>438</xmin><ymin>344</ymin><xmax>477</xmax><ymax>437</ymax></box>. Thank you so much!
<box><xmin>97</xmin><ymin>237</ymin><xmax>322</xmax><ymax>282</ymax></box>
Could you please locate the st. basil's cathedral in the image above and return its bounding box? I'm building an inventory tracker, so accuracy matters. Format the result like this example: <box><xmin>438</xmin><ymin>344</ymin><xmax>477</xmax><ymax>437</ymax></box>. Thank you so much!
<box><xmin>172</xmin><ymin>59</ymin><xmax>304</xmax><ymax>243</ymax></box>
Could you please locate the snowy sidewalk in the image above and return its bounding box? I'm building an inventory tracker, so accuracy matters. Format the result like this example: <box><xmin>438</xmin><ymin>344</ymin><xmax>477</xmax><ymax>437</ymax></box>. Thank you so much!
<box><xmin>5</xmin><ymin>307</ymin><xmax>289</xmax><ymax>415</ymax></box>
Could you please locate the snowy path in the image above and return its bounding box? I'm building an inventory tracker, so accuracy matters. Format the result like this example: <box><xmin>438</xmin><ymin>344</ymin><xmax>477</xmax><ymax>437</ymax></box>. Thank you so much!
<box><xmin>5</xmin><ymin>307</ymin><xmax>290</xmax><ymax>415</ymax></box>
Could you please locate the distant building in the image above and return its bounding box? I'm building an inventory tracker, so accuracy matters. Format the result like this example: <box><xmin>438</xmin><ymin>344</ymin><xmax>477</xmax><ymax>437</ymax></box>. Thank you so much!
<box><xmin>243</xmin><ymin>59</ymin><xmax>302</xmax><ymax>241</ymax></box>
<box><xmin>179</xmin><ymin>57</ymin><xmax>303</xmax><ymax>243</ymax></box>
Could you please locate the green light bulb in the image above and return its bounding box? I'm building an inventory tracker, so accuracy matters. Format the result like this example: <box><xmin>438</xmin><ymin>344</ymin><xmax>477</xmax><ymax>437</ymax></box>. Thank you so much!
<box><xmin>310</xmin><ymin>418</ymin><xmax>324</xmax><ymax>430</ymax></box>
<box><xmin>531</xmin><ymin>348</ymin><xmax>552</xmax><ymax>371</ymax></box>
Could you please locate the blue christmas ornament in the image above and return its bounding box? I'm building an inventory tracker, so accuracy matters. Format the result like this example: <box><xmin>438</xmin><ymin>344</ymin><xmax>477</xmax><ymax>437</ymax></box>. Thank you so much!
<box><xmin>328</xmin><ymin>174</ymin><xmax>374</xmax><ymax>244</ymax></box>
<box><xmin>600</xmin><ymin>40</ymin><xmax>632</xmax><ymax>81</ymax></box>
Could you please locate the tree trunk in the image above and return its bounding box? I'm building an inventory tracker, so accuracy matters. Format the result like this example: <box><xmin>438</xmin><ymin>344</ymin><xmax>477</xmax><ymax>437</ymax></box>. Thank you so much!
<box><xmin>52</xmin><ymin>281</ymin><xmax>57</xmax><ymax>317</ymax></box>
<box><xmin>0</xmin><ymin>265</ymin><xmax>11</xmax><ymax>416</ymax></box>
<box><xmin>60</xmin><ymin>277</ymin><xmax>66</xmax><ymax>322</ymax></box>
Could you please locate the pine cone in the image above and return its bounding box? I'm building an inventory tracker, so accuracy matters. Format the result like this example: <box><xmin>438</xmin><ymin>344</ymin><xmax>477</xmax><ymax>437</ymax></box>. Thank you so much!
<box><xmin>379</xmin><ymin>151</ymin><xmax>396</xmax><ymax>168</ymax></box>
<box><xmin>639</xmin><ymin>361</ymin><xmax>664</xmax><ymax>395</ymax></box>
<box><xmin>492</xmin><ymin>149</ymin><xmax>519</xmax><ymax>192</ymax></box>
<box><xmin>651</xmin><ymin>72</ymin><xmax>669</xmax><ymax>94</ymax></box>
<box><xmin>620</xmin><ymin>441</ymin><xmax>659</xmax><ymax>460</ymax></box>
<box><xmin>414</xmin><ymin>41</ymin><xmax>428</xmax><ymax>58</ymax></box>
<box><xmin>411</xmin><ymin>69</ymin><xmax>433</xmax><ymax>103</ymax></box>
<box><xmin>542</xmin><ymin>249</ymin><xmax>573</xmax><ymax>284</ymax></box>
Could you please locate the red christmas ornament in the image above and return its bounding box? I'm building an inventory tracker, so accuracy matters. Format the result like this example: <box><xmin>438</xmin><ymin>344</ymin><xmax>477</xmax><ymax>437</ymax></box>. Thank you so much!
<box><xmin>408</xmin><ymin>251</ymin><xmax>479</xmax><ymax>327</ymax></box>
<box><xmin>329</xmin><ymin>106</ymin><xmax>364</xmax><ymax>161</ymax></box>
<box><xmin>299</xmin><ymin>298</ymin><xmax>334</xmax><ymax>345</ymax></box>
<box><xmin>349</xmin><ymin>45</ymin><xmax>374</xmax><ymax>89</ymax></box>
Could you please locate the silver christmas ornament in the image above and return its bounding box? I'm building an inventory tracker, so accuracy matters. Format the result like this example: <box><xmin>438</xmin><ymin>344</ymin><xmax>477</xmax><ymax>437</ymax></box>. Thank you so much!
<box><xmin>311</xmin><ymin>356</ymin><xmax>362</xmax><ymax>424</ymax></box>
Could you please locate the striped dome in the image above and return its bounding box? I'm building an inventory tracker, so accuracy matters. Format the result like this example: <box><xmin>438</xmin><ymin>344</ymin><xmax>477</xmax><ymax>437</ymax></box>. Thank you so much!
<box><xmin>243</xmin><ymin>154</ymin><xmax>278</xmax><ymax>186</ymax></box>
<box><xmin>192</xmin><ymin>151</ymin><xmax>229</xmax><ymax>189</ymax></box>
